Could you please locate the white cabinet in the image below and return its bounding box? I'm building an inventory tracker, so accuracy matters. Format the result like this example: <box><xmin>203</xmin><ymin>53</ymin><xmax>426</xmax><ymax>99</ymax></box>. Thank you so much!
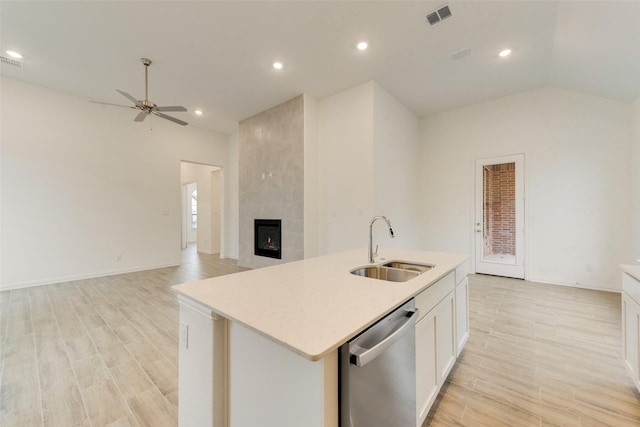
<box><xmin>454</xmin><ymin>259</ymin><xmax>470</xmax><ymax>357</ymax></box>
<box><xmin>455</xmin><ymin>277</ymin><xmax>469</xmax><ymax>356</ymax></box>
<box><xmin>414</xmin><ymin>271</ymin><xmax>459</xmax><ymax>426</ymax></box>
<box><xmin>415</xmin><ymin>308</ymin><xmax>437</xmax><ymax>422</ymax></box>
<box><xmin>622</xmin><ymin>270</ymin><xmax>640</xmax><ymax>393</ymax></box>
<box><xmin>177</xmin><ymin>296</ymin><xmax>229</xmax><ymax>427</ymax></box>
<box><xmin>435</xmin><ymin>291</ymin><xmax>456</xmax><ymax>384</ymax></box>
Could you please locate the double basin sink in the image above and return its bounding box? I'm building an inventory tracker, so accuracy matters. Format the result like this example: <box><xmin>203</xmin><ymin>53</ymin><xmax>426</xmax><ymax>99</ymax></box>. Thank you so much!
<box><xmin>350</xmin><ymin>261</ymin><xmax>434</xmax><ymax>283</ymax></box>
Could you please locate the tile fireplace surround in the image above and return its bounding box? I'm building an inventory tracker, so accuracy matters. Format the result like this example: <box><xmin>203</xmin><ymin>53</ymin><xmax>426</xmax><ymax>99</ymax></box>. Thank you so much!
<box><xmin>238</xmin><ymin>95</ymin><xmax>304</xmax><ymax>269</ymax></box>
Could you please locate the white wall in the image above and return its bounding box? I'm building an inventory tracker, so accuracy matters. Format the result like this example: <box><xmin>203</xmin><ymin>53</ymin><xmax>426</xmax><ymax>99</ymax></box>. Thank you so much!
<box><xmin>418</xmin><ymin>87</ymin><xmax>631</xmax><ymax>290</ymax></box>
<box><xmin>224</xmin><ymin>132</ymin><xmax>240</xmax><ymax>259</ymax></box>
<box><xmin>372</xmin><ymin>83</ymin><xmax>420</xmax><ymax>250</ymax></box>
<box><xmin>1</xmin><ymin>77</ymin><xmax>234</xmax><ymax>289</ymax></box>
<box><xmin>632</xmin><ymin>94</ymin><xmax>640</xmax><ymax>264</ymax></box>
<box><xmin>317</xmin><ymin>82</ymin><xmax>374</xmax><ymax>254</ymax></box>
<box><xmin>315</xmin><ymin>81</ymin><xmax>420</xmax><ymax>256</ymax></box>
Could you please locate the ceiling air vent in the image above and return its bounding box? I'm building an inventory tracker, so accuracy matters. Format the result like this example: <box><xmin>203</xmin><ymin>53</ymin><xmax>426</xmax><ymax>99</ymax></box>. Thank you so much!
<box><xmin>450</xmin><ymin>47</ymin><xmax>471</xmax><ymax>61</ymax></box>
<box><xmin>427</xmin><ymin>4</ymin><xmax>452</xmax><ymax>26</ymax></box>
<box><xmin>0</xmin><ymin>55</ymin><xmax>22</xmax><ymax>68</ymax></box>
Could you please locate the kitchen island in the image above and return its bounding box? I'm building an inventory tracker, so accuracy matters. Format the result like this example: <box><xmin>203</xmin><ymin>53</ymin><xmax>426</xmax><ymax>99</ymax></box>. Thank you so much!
<box><xmin>622</xmin><ymin>264</ymin><xmax>640</xmax><ymax>393</ymax></box>
<box><xmin>172</xmin><ymin>248</ymin><xmax>469</xmax><ymax>427</ymax></box>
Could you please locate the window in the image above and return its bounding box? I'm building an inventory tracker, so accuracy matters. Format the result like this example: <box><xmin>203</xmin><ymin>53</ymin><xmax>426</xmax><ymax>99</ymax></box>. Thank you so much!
<box><xmin>191</xmin><ymin>190</ymin><xmax>198</xmax><ymax>229</ymax></box>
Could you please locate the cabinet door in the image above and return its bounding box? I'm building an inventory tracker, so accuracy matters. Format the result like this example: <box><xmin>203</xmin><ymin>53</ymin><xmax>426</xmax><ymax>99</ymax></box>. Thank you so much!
<box><xmin>436</xmin><ymin>292</ymin><xmax>456</xmax><ymax>384</ymax></box>
<box><xmin>415</xmin><ymin>312</ymin><xmax>437</xmax><ymax>425</ymax></box>
<box><xmin>455</xmin><ymin>277</ymin><xmax>469</xmax><ymax>356</ymax></box>
<box><xmin>623</xmin><ymin>293</ymin><xmax>640</xmax><ymax>389</ymax></box>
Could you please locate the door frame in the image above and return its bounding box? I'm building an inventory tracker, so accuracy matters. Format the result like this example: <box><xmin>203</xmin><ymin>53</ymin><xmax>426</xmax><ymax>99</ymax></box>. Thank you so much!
<box><xmin>181</xmin><ymin>182</ymin><xmax>197</xmax><ymax>249</ymax></box>
<box><xmin>473</xmin><ymin>153</ymin><xmax>526</xmax><ymax>279</ymax></box>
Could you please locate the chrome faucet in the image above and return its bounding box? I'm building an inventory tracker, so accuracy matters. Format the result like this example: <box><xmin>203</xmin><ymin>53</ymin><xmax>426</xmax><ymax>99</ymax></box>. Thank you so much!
<box><xmin>369</xmin><ymin>215</ymin><xmax>395</xmax><ymax>263</ymax></box>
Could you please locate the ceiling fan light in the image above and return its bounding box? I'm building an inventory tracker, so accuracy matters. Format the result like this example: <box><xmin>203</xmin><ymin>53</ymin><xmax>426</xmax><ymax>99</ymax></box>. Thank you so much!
<box><xmin>499</xmin><ymin>48</ymin><xmax>512</xmax><ymax>57</ymax></box>
<box><xmin>195</xmin><ymin>110</ymin><xmax>203</xmax><ymax>116</ymax></box>
<box><xmin>357</xmin><ymin>41</ymin><xmax>368</xmax><ymax>51</ymax></box>
<box><xmin>6</xmin><ymin>50</ymin><xmax>22</xmax><ymax>59</ymax></box>
<box><xmin>272</xmin><ymin>61</ymin><xmax>283</xmax><ymax>70</ymax></box>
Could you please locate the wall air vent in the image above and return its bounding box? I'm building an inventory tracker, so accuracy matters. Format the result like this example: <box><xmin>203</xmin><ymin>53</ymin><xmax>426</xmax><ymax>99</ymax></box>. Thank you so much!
<box><xmin>427</xmin><ymin>4</ymin><xmax>453</xmax><ymax>26</ymax></box>
<box><xmin>0</xmin><ymin>55</ymin><xmax>22</xmax><ymax>68</ymax></box>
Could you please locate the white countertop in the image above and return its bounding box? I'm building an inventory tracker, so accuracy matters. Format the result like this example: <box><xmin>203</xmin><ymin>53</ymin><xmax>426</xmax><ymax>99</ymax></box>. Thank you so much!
<box><xmin>173</xmin><ymin>248</ymin><xmax>468</xmax><ymax>361</ymax></box>
<box><xmin>622</xmin><ymin>265</ymin><xmax>640</xmax><ymax>282</ymax></box>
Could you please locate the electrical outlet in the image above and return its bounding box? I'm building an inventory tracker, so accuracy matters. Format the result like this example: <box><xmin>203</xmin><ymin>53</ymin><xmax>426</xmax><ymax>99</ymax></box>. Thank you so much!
<box><xmin>180</xmin><ymin>323</ymin><xmax>189</xmax><ymax>349</ymax></box>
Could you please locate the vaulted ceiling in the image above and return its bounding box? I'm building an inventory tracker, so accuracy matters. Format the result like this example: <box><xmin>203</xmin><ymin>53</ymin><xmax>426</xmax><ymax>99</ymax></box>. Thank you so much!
<box><xmin>2</xmin><ymin>1</ymin><xmax>639</xmax><ymax>134</ymax></box>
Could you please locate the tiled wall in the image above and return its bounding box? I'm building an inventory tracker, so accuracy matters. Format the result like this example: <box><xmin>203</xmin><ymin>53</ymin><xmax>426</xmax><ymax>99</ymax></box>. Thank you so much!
<box><xmin>238</xmin><ymin>95</ymin><xmax>304</xmax><ymax>268</ymax></box>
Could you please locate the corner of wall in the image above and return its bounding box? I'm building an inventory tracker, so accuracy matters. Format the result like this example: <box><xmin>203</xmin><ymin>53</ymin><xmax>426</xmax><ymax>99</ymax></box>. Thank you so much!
<box><xmin>225</xmin><ymin>132</ymin><xmax>240</xmax><ymax>259</ymax></box>
<box><xmin>303</xmin><ymin>94</ymin><xmax>319</xmax><ymax>258</ymax></box>
<box><xmin>316</xmin><ymin>82</ymin><xmax>375</xmax><ymax>254</ymax></box>
<box><xmin>371</xmin><ymin>82</ymin><xmax>421</xmax><ymax>250</ymax></box>
<box><xmin>631</xmin><ymin>94</ymin><xmax>640</xmax><ymax>263</ymax></box>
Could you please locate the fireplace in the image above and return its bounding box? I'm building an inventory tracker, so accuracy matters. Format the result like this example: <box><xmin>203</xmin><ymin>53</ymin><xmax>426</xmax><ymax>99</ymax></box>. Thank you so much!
<box><xmin>254</xmin><ymin>219</ymin><xmax>282</xmax><ymax>259</ymax></box>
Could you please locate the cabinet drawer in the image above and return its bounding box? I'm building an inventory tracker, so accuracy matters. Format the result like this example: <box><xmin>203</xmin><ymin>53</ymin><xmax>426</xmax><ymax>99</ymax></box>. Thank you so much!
<box><xmin>624</xmin><ymin>273</ymin><xmax>640</xmax><ymax>306</ymax></box>
<box><xmin>455</xmin><ymin>259</ymin><xmax>470</xmax><ymax>285</ymax></box>
<box><xmin>415</xmin><ymin>272</ymin><xmax>454</xmax><ymax>322</ymax></box>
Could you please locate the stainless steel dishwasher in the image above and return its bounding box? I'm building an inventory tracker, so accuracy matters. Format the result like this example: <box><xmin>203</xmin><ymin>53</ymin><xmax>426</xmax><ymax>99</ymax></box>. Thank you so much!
<box><xmin>339</xmin><ymin>298</ymin><xmax>418</xmax><ymax>427</ymax></box>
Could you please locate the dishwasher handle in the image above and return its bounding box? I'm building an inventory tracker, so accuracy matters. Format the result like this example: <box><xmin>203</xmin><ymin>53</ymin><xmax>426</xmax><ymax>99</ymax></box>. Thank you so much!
<box><xmin>350</xmin><ymin>308</ymin><xmax>418</xmax><ymax>367</ymax></box>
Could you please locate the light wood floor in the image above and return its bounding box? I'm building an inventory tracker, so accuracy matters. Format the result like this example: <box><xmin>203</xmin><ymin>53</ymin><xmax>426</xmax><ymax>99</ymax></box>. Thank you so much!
<box><xmin>1</xmin><ymin>251</ymin><xmax>639</xmax><ymax>426</ymax></box>
<box><xmin>425</xmin><ymin>274</ymin><xmax>640</xmax><ymax>427</ymax></box>
<box><xmin>0</xmin><ymin>246</ymin><xmax>247</xmax><ymax>427</ymax></box>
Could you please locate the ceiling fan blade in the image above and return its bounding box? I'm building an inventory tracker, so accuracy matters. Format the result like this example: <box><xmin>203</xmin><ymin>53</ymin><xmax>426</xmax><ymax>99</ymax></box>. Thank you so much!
<box><xmin>90</xmin><ymin>100</ymin><xmax>135</xmax><ymax>109</ymax></box>
<box><xmin>156</xmin><ymin>106</ymin><xmax>187</xmax><ymax>112</ymax></box>
<box><xmin>154</xmin><ymin>112</ymin><xmax>188</xmax><ymax>126</ymax></box>
<box><xmin>116</xmin><ymin>89</ymin><xmax>139</xmax><ymax>104</ymax></box>
<box><xmin>134</xmin><ymin>112</ymin><xmax>147</xmax><ymax>122</ymax></box>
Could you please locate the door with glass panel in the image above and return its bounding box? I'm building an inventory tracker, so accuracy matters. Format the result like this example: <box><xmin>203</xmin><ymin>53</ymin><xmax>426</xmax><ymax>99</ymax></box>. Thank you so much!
<box><xmin>474</xmin><ymin>154</ymin><xmax>525</xmax><ymax>279</ymax></box>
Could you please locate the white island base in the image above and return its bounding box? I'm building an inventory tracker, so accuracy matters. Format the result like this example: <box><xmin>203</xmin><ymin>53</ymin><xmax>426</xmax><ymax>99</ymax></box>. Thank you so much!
<box><xmin>174</xmin><ymin>249</ymin><xmax>469</xmax><ymax>427</ymax></box>
<box><xmin>178</xmin><ymin>296</ymin><xmax>338</xmax><ymax>427</ymax></box>
<box><xmin>622</xmin><ymin>265</ymin><xmax>640</xmax><ymax>393</ymax></box>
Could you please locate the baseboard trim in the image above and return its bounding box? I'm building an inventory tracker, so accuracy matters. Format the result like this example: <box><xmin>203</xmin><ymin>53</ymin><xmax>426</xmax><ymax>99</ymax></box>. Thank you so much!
<box><xmin>0</xmin><ymin>262</ymin><xmax>181</xmax><ymax>292</ymax></box>
<box><xmin>198</xmin><ymin>249</ymin><xmax>219</xmax><ymax>255</ymax></box>
<box><xmin>526</xmin><ymin>276</ymin><xmax>620</xmax><ymax>293</ymax></box>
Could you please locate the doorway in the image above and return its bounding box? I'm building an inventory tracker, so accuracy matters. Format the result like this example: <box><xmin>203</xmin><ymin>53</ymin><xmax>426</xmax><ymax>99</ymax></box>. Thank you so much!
<box><xmin>180</xmin><ymin>161</ymin><xmax>223</xmax><ymax>255</ymax></box>
<box><xmin>474</xmin><ymin>154</ymin><xmax>525</xmax><ymax>279</ymax></box>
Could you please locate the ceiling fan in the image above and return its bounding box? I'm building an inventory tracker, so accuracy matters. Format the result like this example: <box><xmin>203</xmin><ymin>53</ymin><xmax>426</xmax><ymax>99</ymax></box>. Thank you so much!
<box><xmin>91</xmin><ymin>57</ymin><xmax>188</xmax><ymax>126</ymax></box>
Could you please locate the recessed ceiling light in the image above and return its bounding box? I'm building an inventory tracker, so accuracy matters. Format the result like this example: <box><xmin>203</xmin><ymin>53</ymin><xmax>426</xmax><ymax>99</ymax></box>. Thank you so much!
<box><xmin>357</xmin><ymin>41</ymin><xmax>368</xmax><ymax>51</ymax></box>
<box><xmin>195</xmin><ymin>110</ymin><xmax>203</xmax><ymax>116</ymax></box>
<box><xmin>6</xmin><ymin>50</ymin><xmax>22</xmax><ymax>59</ymax></box>
<box><xmin>499</xmin><ymin>49</ymin><xmax>512</xmax><ymax>57</ymax></box>
<box><xmin>272</xmin><ymin>61</ymin><xmax>283</xmax><ymax>70</ymax></box>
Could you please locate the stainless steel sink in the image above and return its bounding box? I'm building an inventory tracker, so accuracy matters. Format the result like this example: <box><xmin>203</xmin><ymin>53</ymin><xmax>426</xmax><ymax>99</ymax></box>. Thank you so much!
<box><xmin>350</xmin><ymin>266</ymin><xmax>420</xmax><ymax>282</ymax></box>
<box><xmin>381</xmin><ymin>261</ymin><xmax>434</xmax><ymax>274</ymax></box>
<box><xmin>350</xmin><ymin>260</ymin><xmax>434</xmax><ymax>283</ymax></box>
